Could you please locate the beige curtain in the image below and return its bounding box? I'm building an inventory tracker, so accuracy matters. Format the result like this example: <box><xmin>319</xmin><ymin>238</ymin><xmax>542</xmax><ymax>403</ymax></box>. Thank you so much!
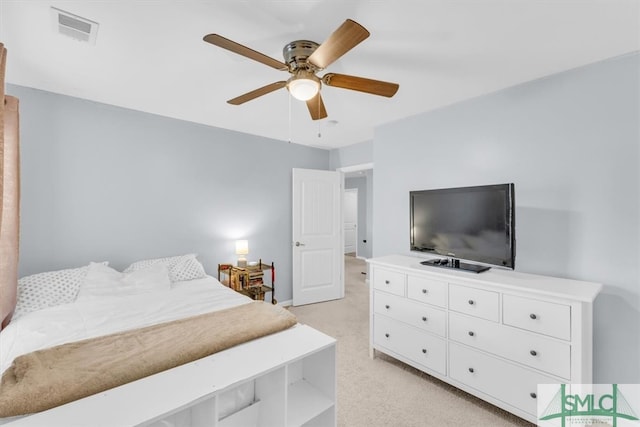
<box><xmin>0</xmin><ymin>43</ymin><xmax>20</xmax><ymax>329</ymax></box>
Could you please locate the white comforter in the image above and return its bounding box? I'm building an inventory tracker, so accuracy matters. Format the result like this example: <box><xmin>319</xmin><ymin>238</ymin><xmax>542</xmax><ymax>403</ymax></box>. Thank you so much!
<box><xmin>0</xmin><ymin>276</ymin><xmax>251</xmax><ymax>376</ymax></box>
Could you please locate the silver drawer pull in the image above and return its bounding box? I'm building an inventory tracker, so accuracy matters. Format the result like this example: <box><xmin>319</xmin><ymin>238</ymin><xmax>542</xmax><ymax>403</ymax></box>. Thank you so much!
<box><xmin>530</xmin><ymin>313</ymin><xmax>537</xmax><ymax>320</ymax></box>
<box><xmin>385</xmin><ymin>305</ymin><xmax>390</xmax><ymax>309</ymax></box>
<box><xmin>422</xmin><ymin>316</ymin><xmax>427</xmax><ymax>322</ymax></box>
<box><xmin>530</xmin><ymin>392</ymin><xmax>537</xmax><ymax>399</ymax></box>
<box><xmin>422</xmin><ymin>289</ymin><xmax>428</xmax><ymax>294</ymax></box>
<box><xmin>468</xmin><ymin>331</ymin><xmax>475</xmax><ymax>337</ymax></box>
<box><xmin>530</xmin><ymin>350</ymin><xmax>538</xmax><ymax>356</ymax></box>
<box><xmin>468</xmin><ymin>299</ymin><xmax>475</xmax><ymax>305</ymax></box>
<box><xmin>422</xmin><ymin>348</ymin><xmax>427</xmax><ymax>354</ymax></box>
<box><xmin>468</xmin><ymin>367</ymin><xmax>474</xmax><ymax>373</ymax></box>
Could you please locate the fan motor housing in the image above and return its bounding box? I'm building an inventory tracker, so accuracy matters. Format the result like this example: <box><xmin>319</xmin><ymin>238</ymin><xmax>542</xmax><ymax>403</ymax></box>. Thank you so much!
<box><xmin>283</xmin><ymin>40</ymin><xmax>320</xmax><ymax>72</ymax></box>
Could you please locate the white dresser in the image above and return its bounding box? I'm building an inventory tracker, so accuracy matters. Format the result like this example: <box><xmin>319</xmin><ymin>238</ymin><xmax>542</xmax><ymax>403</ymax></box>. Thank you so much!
<box><xmin>368</xmin><ymin>255</ymin><xmax>602</xmax><ymax>424</ymax></box>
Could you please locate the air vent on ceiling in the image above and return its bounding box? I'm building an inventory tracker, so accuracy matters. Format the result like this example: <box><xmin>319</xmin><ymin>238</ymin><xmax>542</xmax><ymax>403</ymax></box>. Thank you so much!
<box><xmin>50</xmin><ymin>7</ymin><xmax>99</xmax><ymax>44</ymax></box>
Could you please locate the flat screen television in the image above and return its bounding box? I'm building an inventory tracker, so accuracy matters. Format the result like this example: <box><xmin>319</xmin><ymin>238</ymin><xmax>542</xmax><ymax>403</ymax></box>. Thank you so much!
<box><xmin>410</xmin><ymin>183</ymin><xmax>515</xmax><ymax>273</ymax></box>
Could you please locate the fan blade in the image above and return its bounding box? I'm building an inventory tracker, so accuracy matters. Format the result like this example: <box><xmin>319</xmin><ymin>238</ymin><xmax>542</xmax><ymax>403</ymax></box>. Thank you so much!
<box><xmin>307</xmin><ymin>19</ymin><xmax>369</xmax><ymax>70</ymax></box>
<box><xmin>227</xmin><ymin>81</ymin><xmax>287</xmax><ymax>105</ymax></box>
<box><xmin>203</xmin><ymin>34</ymin><xmax>288</xmax><ymax>71</ymax></box>
<box><xmin>306</xmin><ymin>92</ymin><xmax>328</xmax><ymax>120</ymax></box>
<box><xmin>322</xmin><ymin>73</ymin><xmax>399</xmax><ymax>97</ymax></box>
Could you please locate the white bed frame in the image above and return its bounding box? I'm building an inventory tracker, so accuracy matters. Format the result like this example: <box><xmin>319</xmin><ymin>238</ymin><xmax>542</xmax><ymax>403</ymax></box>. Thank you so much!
<box><xmin>2</xmin><ymin>324</ymin><xmax>336</xmax><ymax>427</ymax></box>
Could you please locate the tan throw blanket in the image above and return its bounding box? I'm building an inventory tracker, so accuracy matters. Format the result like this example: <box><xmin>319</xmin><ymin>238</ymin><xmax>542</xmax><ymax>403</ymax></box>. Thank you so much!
<box><xmin>0</xmin><ymin>301</ymin><xmax>297</xmax><ymax>417</ymax></box>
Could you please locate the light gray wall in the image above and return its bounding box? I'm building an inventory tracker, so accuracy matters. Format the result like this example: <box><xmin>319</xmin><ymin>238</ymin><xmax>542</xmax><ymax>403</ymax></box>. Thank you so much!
<box><xmin>9</xmin><ymin>84</ymin><xmax>330</xmax><ymax>303</ymax></box>
<box><xmin>366</xmin><ymin>169</ymin><xmax>373</xmax><ymax>259</ymax></box>
<box><xmin>373</xmin><ymin>53</ymin><xmax>639</xmax><ymax>383</ymax></box>
<box><xmin>329</xmin><ymin>139</ymin><xmax>372</xmax><ymax>170</ymax></box>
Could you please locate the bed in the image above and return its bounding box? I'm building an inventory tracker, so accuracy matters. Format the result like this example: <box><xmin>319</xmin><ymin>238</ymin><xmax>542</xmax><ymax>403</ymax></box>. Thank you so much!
<box><xmin>0</xmin><ymin>257</ymin><xmax>337</xmax><ymax>426</ymax></box>
<box><xmin>0</xmin><ymin>45</ymin><xmax>335</xmax><ymax>427</ymax></box>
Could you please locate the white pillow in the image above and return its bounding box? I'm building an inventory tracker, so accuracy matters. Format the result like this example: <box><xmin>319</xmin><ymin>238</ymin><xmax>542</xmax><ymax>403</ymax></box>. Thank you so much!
<box><xmin>77</xmin><ymin>262</ymin><xmax>171</xmax><ymax>300</ymax></box>
<box><xmin>123</xmin><ymin>254</ymin><xmax>207</xmax><ymax>282</ymax></box>
<box><xmin>14</xmin><ymin>262</ymin><xmax>108</xmax><ymax>319</ymax></box>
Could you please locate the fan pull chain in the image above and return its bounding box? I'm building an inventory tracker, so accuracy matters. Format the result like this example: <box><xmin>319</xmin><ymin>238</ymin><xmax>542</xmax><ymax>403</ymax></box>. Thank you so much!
<box><xmin>288</xmin><ymin>93</ymin><xmax>292</xmax><ymax>143</ymax></box>
<box><xmin>317</xmin><ymin>94</ymin><xmax>322</xmax><ymax>138</ymax></box>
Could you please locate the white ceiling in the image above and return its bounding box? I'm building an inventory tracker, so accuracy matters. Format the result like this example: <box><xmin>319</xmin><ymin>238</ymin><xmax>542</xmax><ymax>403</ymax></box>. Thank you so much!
<box><xmin>1</xmin><ymin>1</ymin><xmax>638</xmax><ymax>149</ymax></box>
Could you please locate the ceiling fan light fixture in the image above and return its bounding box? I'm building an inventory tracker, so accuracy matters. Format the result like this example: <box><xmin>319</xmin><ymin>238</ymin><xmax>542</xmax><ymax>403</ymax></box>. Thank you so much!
<box><xmin>287</xmin><ymin>71</ymin><xmax>320</xmax><ymax>101</ymax></box>
<box><xmin>204</xmin><ymin>19</ymin><xmax>399</xmax><ymax>120</ymax></box>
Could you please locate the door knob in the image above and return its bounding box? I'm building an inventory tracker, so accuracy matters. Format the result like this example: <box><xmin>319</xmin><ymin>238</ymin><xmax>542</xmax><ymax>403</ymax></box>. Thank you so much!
<box><xmin>295</xmin><ymin>241</ymin><xmax>305</xmax><ymax>247</ymax></box>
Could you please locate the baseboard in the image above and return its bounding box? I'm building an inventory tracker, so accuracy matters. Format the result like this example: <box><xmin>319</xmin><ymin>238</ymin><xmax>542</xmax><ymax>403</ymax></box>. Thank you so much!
<box><xmin>278</xmin><ymin>299</ymin><xmax>293</xmax><ymax>307</ymax></box>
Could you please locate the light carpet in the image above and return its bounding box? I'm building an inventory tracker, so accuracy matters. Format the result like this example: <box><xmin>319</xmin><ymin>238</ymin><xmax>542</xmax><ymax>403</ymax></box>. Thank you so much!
<box><xmin>289</xmin><ymin>256</ymin><xmax>534</xmax><ymax>427</ymax></box>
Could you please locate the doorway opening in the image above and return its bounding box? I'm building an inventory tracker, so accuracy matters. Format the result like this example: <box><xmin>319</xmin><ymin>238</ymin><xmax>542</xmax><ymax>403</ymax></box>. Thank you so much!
<box><xmin>344</xmin><ymin>188</ymin><xmax>358</xmax><ymax>257</ymax></box>
<box><xmin>339</xmin><ymin>163</ymin><xmax>373</xmax><ymax>280</ymax></box>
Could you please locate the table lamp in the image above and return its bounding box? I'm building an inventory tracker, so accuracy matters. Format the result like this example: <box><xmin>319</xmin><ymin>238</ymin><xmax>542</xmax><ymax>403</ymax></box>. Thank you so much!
<box><xmin>235</xmin><ymin>240</ymin><xmax>249</xmax><ymax>267</ymax></box>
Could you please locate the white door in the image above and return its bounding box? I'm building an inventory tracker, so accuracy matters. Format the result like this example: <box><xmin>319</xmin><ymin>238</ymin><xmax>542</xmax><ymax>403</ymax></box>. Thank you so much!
<box><xmin>344</xmin><ymin>189</ymin><xmax>358</xmax><ymax>254</ymax></box>
<box><xmin>292</xmin><ymin>168</ymin><xmax>343</xmax><ymax>306</ymax></box>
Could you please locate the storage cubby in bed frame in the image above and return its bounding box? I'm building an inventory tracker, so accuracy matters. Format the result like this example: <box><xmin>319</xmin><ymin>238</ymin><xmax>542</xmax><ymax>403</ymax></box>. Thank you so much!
<box><xmin>143</xmin><ymin>345</ymin><xmax>335</xmax><ymax>427</ymax></box>
<box><xmin>139</xmin><ymin>327</ymin><xmax>335</xmax><ymax>427</ymax></box>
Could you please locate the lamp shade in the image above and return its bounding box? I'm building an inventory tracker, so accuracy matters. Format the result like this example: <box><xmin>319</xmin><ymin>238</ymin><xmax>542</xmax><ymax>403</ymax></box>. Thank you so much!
<box><xmin>287</xmin><ymin>71</ymin><xmax>320</xmax><ymax>101</ymax></box>
<box><xmin>235</xmin><ymin>240</ymin><xmax>249</xmax><ymax>255</ymax></box>
<box><xmin>288</xmin><ymin>78</ymin><xmax>319</xmax><ymax>101</ymax></box>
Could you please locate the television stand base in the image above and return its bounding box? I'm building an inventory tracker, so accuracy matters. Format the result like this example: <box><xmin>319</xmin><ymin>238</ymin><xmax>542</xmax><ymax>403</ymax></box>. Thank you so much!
<box><xmin>420</xmin><ymin>258</ymin><xmax>491</xmax><ymax>273</ymax></box>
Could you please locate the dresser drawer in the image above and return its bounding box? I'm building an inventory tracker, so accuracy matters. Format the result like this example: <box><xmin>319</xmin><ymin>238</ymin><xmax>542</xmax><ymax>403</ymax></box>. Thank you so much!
<box><xmin>503</xmin><ymin>295</ymin><xmax>571</xmax><ymax>341</ymax></box>
<box><xmin>374</xmin><ymin>291</ymin><xmax>446</xmax><ymax>337</ymax></box>
<box><xmin>449</xmin><ymin>284</ymin><xmax>499</xmax><ymax>322</ymax></box>
<box><xmin>407</xmin><ymin>275</ymin><xmax>447</xmax><ymax>308</ymax></box>
<box><xmin>449</xmin><ymin>312</ymin><xmax>571</xmax><ymax>379</ymax></box>
<box><xmin>449</xmin><ymin>342</ymin><xmax>559</xmax><ymax>416</ymax></box>
<box><xmin>373</xmin><ymin>268</ymin><xmax>405</xmax><ymax>296</ymax></box>
<box><xmin>374</xmin><ymin>315</ymin><xmax>447</xmax><ymax>375</ymax></box>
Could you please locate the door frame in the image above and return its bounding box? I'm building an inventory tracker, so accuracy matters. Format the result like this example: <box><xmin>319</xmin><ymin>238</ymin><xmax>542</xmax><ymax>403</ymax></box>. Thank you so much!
<box><xmin>337</xmin><ymin>162</ymin><xmax>373</xmax><ymax>176</ymax></box>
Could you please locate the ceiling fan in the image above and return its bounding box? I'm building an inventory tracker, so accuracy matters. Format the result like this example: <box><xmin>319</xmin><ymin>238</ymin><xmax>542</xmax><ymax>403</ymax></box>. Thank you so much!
<box><xmin>203</xmin><ymin>19</ymin><xmax>399</xmax><ymax>120</ymax></box>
